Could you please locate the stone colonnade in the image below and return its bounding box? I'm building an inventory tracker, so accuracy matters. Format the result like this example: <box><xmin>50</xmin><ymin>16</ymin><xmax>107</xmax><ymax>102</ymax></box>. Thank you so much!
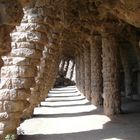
<box><xmin>75</xmin><ymin>32</ymin><xmax>121</xmax><ymax>115</ymax></box>
<box><xmin>0</xmin><ymin>0</ymin><xmax>139</xmax><ymax>139</ymax></box>
<box><xmin>75</xmin><ymin>26</ymin><xmax>139</xmax><ymax>117</ymax></box>
<box><xmin>0</xmin><ymin>1</ymin><xmax>62</xmax><ymax>139</ymax></box>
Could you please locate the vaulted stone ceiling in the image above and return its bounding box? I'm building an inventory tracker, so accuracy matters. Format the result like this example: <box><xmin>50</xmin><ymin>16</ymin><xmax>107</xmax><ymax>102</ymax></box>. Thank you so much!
<box><xmin>58</xmin><ymin>0</ymin><xmax>140</xmax><ymax>58</ymax></box>
<box><xmin>16</xmin><ymin>0</ymin><xmax>140</xmax><ymax>56</ymax></box>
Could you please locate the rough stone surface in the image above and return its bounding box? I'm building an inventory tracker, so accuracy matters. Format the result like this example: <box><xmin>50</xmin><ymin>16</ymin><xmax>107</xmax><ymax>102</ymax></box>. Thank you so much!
<box><xmin>102</xmin><ymin>32</ymin><xmax>121</xmax><ymax>115</ymax></box>
<box><xmin>84</xmin><ymin>42</ymin><xmax>91</xmax><ymax>100</ymax></box>
<box><xmin>90</xmin><ymin>35</ymin><xmax>103</xmax><ymax>106</ymax></box>
<box><xmin>0</xmin><ymin>0</ymin><xmax>139</xmax><ymax>139</ymax></box>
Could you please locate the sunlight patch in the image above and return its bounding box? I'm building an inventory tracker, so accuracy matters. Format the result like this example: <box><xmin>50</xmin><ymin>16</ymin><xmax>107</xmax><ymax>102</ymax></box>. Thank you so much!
<box><xmin>103</xmin><ymin>138</ymin><xmax>124</xmax><ymax>140</ymax></box>
<box><xmin>18</xmin><ymin>115</ymin><xmax>110</xmax><ymax>135</ymax></box>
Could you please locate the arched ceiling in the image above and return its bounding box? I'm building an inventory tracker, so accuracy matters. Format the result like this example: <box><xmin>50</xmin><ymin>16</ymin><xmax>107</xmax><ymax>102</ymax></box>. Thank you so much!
<box><xmin>23</xmin><ymin>0</ymin><xmax>140</xmax><ymax>58</ymax></box>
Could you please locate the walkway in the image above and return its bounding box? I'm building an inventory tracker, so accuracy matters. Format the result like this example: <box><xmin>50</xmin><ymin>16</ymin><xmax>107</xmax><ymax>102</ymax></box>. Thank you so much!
<box><xmin>18</xmin><ymin>86</ymin><xmax>140</xmax><ymax>140</ymax></box>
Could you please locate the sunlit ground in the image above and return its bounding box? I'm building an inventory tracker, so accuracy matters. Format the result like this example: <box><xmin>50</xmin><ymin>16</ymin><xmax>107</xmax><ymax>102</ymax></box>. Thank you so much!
<box><xmin>18</xmin><ymin>86</ymin><xmax>140</xmax><ymax>140</ymax></box>
<box><xmin>19</xmin><ymin>115</ymin><xmax>110</xmax><ymax>135</ymax></box>
<box><xmin>103</xmin><ymin>138</ymin><xmax>123</xmax><ymax>140</ymax></box>
<box><xmin>18</xmin><ymin>86</ymin><xmax>110</xmax><ymax>135</ymax></box>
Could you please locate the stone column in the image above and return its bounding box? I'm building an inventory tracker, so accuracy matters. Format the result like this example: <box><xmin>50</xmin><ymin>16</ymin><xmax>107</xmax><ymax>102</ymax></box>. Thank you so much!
<box><xmin>102</xmin><ymin>30</ymin><xmax>121</xmax><ymax>115</ymax></box>
<box><xmin>124</xmin><ymin>68</ymin><xmax>132</xmax><ymax>97</ymax></box>
<box><xmin>75</xmin><ymin>53</ymin><xmax>80</xmax><ymax>90</ymax></box>
<box><xmin>79</xmin><ymin>50</ymin><xmax>85</xmax><ymax>94</ymax></box>
<box><xmin>66</xmin><ymin>60</ymin><xmax>72</xmax><ymax>79</ymax></box>
<box><xmin>70</xmin><ymin>60</ymin><xmax>75</xmax><ymax>80</ymax></box>
<box><xmin>119</xmin><ymin>45</ymin><xmax>132</xmax><ymax>97</ymax></box>
<box><xmin>0</xmin><ymin>6</ymin><xmax>48</xmax><ymax>137</ymax></box>
<box><xmin>0</xmin><ymin>1</ymin><xmax>24</xmax><ymax>139</ymax></box>
<box><xmin>22</xmin><ymin>37</ymin><xmax>61</xmax><ymax>118</ymax></box>
<box><xmin>90</xmin><ymin>35</ymin><xmax>103</xmax><ymax>105</ymax></box>
<box><xmin>47</xmin><ymin>39</ymin><xmax>61</xmax><ymax>89</ymax></box>
<box><xmin>59</xmin><ymin>59</ymin><xmax>65</xmax><ymax>75</ymax></box>
<box><xmin>84</xmin><ymin>43</ymin><xmax>91</xmax><ymax>100</ymax></box>
<box><xmin>64</xmin><ymin>59</ymin><xmax>70</xmax><ymax>77</ymax></box>
<box><xmin>21</xmin><ymin>0</ymin><xmax>62</xmax><ymax>117</ymax></box>
<box><xmin>134</xmin><ymin>43</ymin><xmax>140</xmax><ymax>97</ymax></box>
<box><xmin>138</xmin><ymin>72</ymin><xmax>140</xmax><ymax>95</ymax></box>
<box><xmin>22</xmin><ymin>47</ymin><xmax>47</xmax><ymax>118</ymax></box>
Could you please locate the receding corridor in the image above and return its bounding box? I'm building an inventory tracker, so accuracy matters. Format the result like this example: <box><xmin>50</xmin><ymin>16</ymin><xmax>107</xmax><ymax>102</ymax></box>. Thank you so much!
<box><xmin>17</xmin><ymin>86</ymin><xmax>140</xmax><ymax>140</ymax></box>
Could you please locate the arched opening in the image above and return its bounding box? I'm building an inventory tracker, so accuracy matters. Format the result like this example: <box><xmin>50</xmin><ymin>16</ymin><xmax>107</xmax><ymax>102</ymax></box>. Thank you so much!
<box><xmin>54</xmin><ymin>57</ymin><xmax>76</xmax><ymax>87</ymax></box>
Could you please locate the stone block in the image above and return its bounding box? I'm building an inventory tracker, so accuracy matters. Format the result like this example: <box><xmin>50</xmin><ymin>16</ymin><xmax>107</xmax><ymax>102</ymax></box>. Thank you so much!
<box><xmin>2</xmin><ymin>56</ymin><xmax>40</xmax><ymax>66</ymax></box>
<box><xmin>17</xmin><ymin>89</ymin><xmax>30</xmax><ymax>100</ymax></box>
<box><xmin>26</xmin><ymin>31</ymin><xmax>48</xmax><ymax>44</ymax></box>
<box><xmin>1</xmin><ymin>65</ymin><xmax>37</xmax><ymax>78</ymax></box>
<box><xmin>0</xmin><ymin>89</ymin><xmax>29</xmax><ymax>101</ymax></box>
<box><xmin>11</xmin><ymin>48</ymin><xmax>42</xmax><ymax>58</ymax></box>
<box><xmin>0</xmin><ymin>112</ymin><xmax>21</xmax><ymax>121</ymax></box>
<box><xmin>11</xmin><ymin>32</ymin><xmax>27</xmax><ymax>42</ymax></box>
<box><xmin>3</xmin><ymin>101</ymin><xmax>24</xmax><ymax>113</ymax></box>
<box><xmin>0</xmin><ymin>79</ymin><xmax>12</xmax><ymax>89</ymax></box>
<box><xmin>28</xmin><ymin>14</ymin><xmax>44</xmax><ymax>23</ymax></box>
<box><xmin>12</xmin><ymin>78</ymin><xmax>35</xmax><ymax>89</ymax></box>
<box><xmin>0</xmin><ymin>120</ymin><xmax>20</xmax><ymax>133</ymax></box>
<box><xmin>16</xmin><ymin>23</ymin><xmax>48</xmax><ymax>33</ymax></box>
<box><xmin>13</xmin><ymin>42</ymin><xmax>36</xmax><ymax>49</ymax></box>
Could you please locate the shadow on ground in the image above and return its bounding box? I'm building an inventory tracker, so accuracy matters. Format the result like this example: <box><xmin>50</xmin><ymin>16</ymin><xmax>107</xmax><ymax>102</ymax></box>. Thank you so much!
<box><xmin>18</xmin><ymin>86</ymin><xmax>140</xmax><ymax>140</ymax></box>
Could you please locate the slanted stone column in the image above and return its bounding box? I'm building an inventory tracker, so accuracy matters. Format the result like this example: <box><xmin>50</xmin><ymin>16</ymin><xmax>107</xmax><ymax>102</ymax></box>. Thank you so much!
<box><xmin>84</xmin><ymin>42</ymin><xmax>91</xmax><ymax>100</ymax></box>
<box><xmin>59</xmin><ymin>59</ymin><xmax>66</xmax><ymax>76</ymax></box>
<box><xmin>0</xmin><ymin>1</ymin><xmax>24</xmax><ymax>139</ymax></box>
<box><xmin>75</xmin><ymin>53</ymin><xmax>80</xmax><ymax>90</ymax></box>
<box><xmin>22</xmin><ymin>47</ymin><xmax>47</xmax><ymax>118</ymax></box>
<box><xmin>64</xmin><ymin>59</ymin><xmax>75</xmax><ymax>80</ymax></box>
<box><xmin>31</xmin><ymin>41</ymin><xmax>61</xmax><ymax>109</ymax></box>
<box><xmin>47</xmin><ymin>39</ymin><xmax>61</xmax><ymax>89</ymax></box>
<box><xmin>22</xmin><ymin>39</ymin><xmax>61</xmax><ymax>118</ymax></box>
<box><xmin>79</xmin><ymin>50</ymin><xmax>85</xmax><ymax>94</ymax></box>
<box><xmin>102</xmin><ymin>28</ymin><xmax>121</xmax><ymax>115</ymax></box>
<box><xmin>0</xmin><ymin>6</ymin><xmax>47</xmax><ymax>137</ymax></box>
<box><xmin>70</xmin><ymin>60</ymin><xmax>75</xmax><ymax>80</ymax></box>
<box><xmin>90</xmin><ymin>35</ymin><xmax>103</xmax><ymax>105</ymax></box>
<box><xmin>21</xmin><ymin>0</ymin><xmax>62</xmax><ymax>118</ymax></box>
<box><xmin>63</xmin><ymin>59</ymin><xmax>70</xmax><ymax>77</ymax></box>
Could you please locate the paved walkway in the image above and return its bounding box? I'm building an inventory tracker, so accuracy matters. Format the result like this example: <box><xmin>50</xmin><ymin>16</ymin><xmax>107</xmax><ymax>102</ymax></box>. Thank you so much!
<box><xmin>18</xmin><ymin>86</ymin><xmax>140</xmax><ymax>140</ymax></box>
